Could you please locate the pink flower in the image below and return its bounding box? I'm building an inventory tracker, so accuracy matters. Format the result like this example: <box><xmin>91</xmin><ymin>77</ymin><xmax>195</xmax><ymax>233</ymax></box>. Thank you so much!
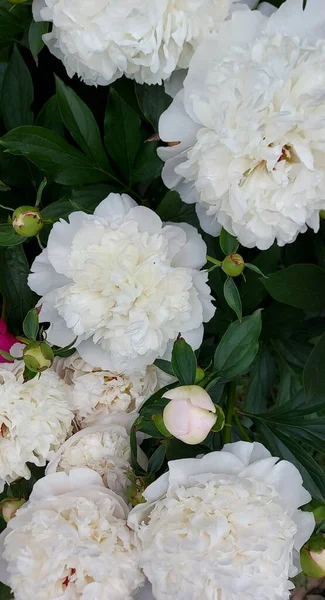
<box><xmin>0</xmin><ymin>320</ymin><xmax>17</xmax><ymax>363</ymax></box>
<box><xmin>163</xmin><ymin>386</ymin><xmax>217</xmax><ymax>445</ymax></box>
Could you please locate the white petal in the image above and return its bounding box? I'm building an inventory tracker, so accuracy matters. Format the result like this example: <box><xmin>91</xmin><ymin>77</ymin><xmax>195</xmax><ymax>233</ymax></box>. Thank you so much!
<box><xmin>31</xmin><ymin>469</ymin><xmax>104</xmax><ymax>501</ymax></box>
<box><xmin>159</xmin><ymin>90</ymin><xmax>200</xmax><ymax>145</ymax></box>
<box><xmin>47</xmin><ymin>212</ymin><xmax>86</xmax><ymax>275</ymax></box>
<box><xmin>223</xmin><ymin>441</ymin><xmax>271</xmax><ymax>466</ymax></box>
<box><xmin>196</xmin><ymin>203</ymin><xmax>222</xmax><ymax>237</ymax></box>
<box><xmin>266</xmin><ymin>0</ymin><xmax>325</xmax><ymax>40</ymax></box>
<box><xmin>293</xmin><ymin>509</ymin><xmax>315</xmax><ymax>552</ymax></box>
<box><xmin>32</xmin><ymin>0</ymin><xmax>46</xmax><ymax>20</ymax></box>
<box><xmin>28</xmin><ymin>250</ymin><xmax>70</xmax><ymax>296</ymax></box>
<box><xmin>46</xmin><ymin>317</ymin><xmax>76</xmax><ymax>347</ymax></box>
<box><xmin>171</xmin><ymin>222</ymin><xmax>207</xmax><ymax>269</ymax></box>
<box><xmin>126</xmin><ymin>206</ymin><xmax>162</xmax><ymax>234</ymax></box>
<box><xmin>266</xmin><ymin>461</ymin><xmax>311</xmax><ymax>513</ymax></box>
<box><xmin>163</xmin><ymin>225</ymin><xmax>187</xmax><ymax>261</ymax></box>
<box><xmin>180</xmin><ymin>325</ymin><xmax>204</xmax><ymax>351</ymax></box>
<box><xmin>240</xmin><ymin>456</ymin><xmax>279</xmax><ymax>479</ymax></box>
<box><xmin>94</xmin><ymin>193</ymin><xmax>137</xmax><ymax>222</ymax></box>
<box><xmin>0</xmin><ymin>530</ymin><xmax>10</xmax><ymax>586</ymax></box>
<box><xmin>258</xmin><ymin>2</ymin><xmax>277</xmax><ymax>16</ymax></box>
<box><xmin>164</xmin><ymin>70</ymin><xmax>187</xmax><ymax>98</ymax></box>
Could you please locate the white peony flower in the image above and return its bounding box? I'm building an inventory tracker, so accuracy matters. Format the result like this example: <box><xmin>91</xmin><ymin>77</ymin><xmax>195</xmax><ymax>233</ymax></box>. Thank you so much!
<box><xmin>128</xmin><ymin>441</ymin><xmax>315</xmax><ymax>600</ymax></box>
<box><xmin>0</xmin><ymin>363</ymin><xmax>73</xmax><ymax>493</ymax></box>
<box><xmin>0</xmin><ymin>469</ymin><xmax>144</xmax><ymax>600</ymax></box>
<box><xmin>28</xmin><ymin>194</ymin><xmax>215</xmax><ymax>374</ymax></box>
<box><xmin>32</xmin><ymin>0</ymin><xmax>246</xmax><ymax>86</ymax></box>
<box><xmin>46</xmin><ymin>416</ymin><xmax>140</xmax><ymax>498</ymax></box>
<box><xmin>54</xmin><ymin>352</ymin><xmax>165</xmax><ymax>425</ymax></box>
<box><xmin>158</xmin><ymin>0</ymin><xmax>325</xmax><ymax>250</ymax></box>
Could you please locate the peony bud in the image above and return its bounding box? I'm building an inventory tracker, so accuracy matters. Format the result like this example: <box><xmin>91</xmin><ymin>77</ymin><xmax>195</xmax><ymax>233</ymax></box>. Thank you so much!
<box><xmin>12</xmin><ymin>206</ymin><xmax>43</xmax><ymax>238</ymax></box>
<box><xmin>195</xmin><ymin>367</ymin><xmax>205</xmax><ymax>384</ymax></box>
<box><xmin>301</xmin><ymin>535</ymin><xmax>325</xmax><ymax>578</ymax></box>
<box><xmin>0</xmin><ymin>319</ymin><xmax>17</xmax><ymax>363</ymax></box>
<box><xmin>0</xmin><ymin>498</ymin><xmax>25</xmax><ymax>522</ymax></box>
<box><xmin>222</xmin><ymin>253</ymin><xmax>245</xmax><ymax>277</ymax></box>
<box><xmin>23</xmin><ymin>342</ymin><xmax>54</xmax><ymax>373</ymax></box>
<box><xmin>163</xmin><ymin>385</ymin><xmax>217</xmax><ymax>445</ymax></box>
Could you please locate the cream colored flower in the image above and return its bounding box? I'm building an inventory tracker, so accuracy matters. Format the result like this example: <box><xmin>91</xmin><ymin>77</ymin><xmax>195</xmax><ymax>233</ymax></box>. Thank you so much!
<box><xmin>29</xmin><ymin>195</ymin><xmax>214</xmax><ymax>374</ymax></box>
<box><xmin>0</xmin><ymin>469</ymin><xmax>144</xmax><ymax>600</ymax></box>
<box><xmin>0</xmin><ymin>363</ymin><xmax>73</xmax><ymax>493</ymax></box>
<box><xmin>159</xmin><ymin>0</ymin><xmax>325</xmax><ymax>249</ymax></box>
<box><xmin>129</xmin><ymin>442</ymin><xmax>315</xmax><ymax>600</ymax></box>
<box><xmin>32</xmin><ymin>0</ymin><xmax>245</xmax><ymax>86</ymax></box>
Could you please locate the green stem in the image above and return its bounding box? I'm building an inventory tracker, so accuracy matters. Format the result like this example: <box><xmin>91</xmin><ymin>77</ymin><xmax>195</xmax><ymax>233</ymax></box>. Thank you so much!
<box><xmin>234</xmin><ymin>412</ymin><xmax>252</xmax><ymax>442</ymax></box>
<box><xmin>35</xmin><ymin>178</ymin><xmax>47</xmax><ymax>208</ymax></box>
<box><xmin>222</xmin><ymin>380</ymin><xmax>237</xmax><ymax>444</ymax></box>
<box><xmin>206</xmin><ymin>255</ymin><xmax>222</xmax><ymax>267</ymax></box>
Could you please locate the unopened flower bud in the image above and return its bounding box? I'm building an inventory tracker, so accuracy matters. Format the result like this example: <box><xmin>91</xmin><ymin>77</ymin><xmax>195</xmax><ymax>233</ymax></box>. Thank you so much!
<box><xmin>23</xmin><ymin>342</ymin><xmax>54</xmax><ymax>373</ymax></box>
<box><xmin>222</xmin><ymin>253</ymin><xmax>245</xmax><ymax>277</ymax></box>
<box><xmin>126</xmin><ymin>474</ymin><xmax>148</xmax><ymax>507</ymax></box>
<box><xmin>301</xmin><ymin>535</ymin><xmax>325</xmax><ymax>578</ymax></box>
<box><xmin>195</xmin><ymin>367</ymin><xmax>205</xmax><ymax>384</ymax></box>
<box><xmin>0</xmin><ymin>498</ymin><xmax>25</xmax><ymax>522</ymax></box>
<box><xmin>12</xmin><ymin>206</ymin><xmax>43</xmax><ymax>238</ymax></box>
<box><xmin>163</xmin><ymin>385</ymin><xmax>217</xmax><ymax>445</ymax></box>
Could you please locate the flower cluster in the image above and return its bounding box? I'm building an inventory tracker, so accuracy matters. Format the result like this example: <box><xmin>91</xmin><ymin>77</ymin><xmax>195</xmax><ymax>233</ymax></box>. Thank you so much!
<box><xmin>0</xmin><ymin>469</ymin><xmax>144</xmax><ymax>600</ymax></box>
<box><xmin>0</xmin><ymin>362</ymin><xmax>73</xmax><ymax>493</ymax></box>
<box><xmin>32</xmin><ymin>0</ymin><xmax>243</xmax><ymax>86</ymax></box>
<box><xmin>129</xmin><ymin>442</ymin><xmax>315</xmax><ymax>600</ymax></box>
<box><xmin>28</xmin><ymin>194</ymin><xmax>214</xmax><ymax>374</ymax></box>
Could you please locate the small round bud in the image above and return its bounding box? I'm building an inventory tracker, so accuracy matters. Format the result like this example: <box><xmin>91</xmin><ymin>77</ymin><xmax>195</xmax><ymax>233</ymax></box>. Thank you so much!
<box><xmin>23</xmin><ymin>342</ymin><xmax>54</xmax><ymax>373</ymax></box>
<box><xmin>0</xmin><ymin>498</ymin><xmax>25</xmax><ymax>522</ymax></box>
<box><xmin>195</xmin><ymin>367</ymin><xmax>205</xmax><ymax>384</ymax></box>
<box><xmin>12</xmin><ymin>206</ymin><xmax>43</xmax><ymax>238</ymax></box>
<box><xmin>222</xmin><ymin>253</ymin><xmax>245</xmax><ymax>277</ymax></box>
<box><xmin>301</xmin><ymin>535</ymin><xmax>325</xmax><ymax>578</ymax></box>
<box><xmin>163</xmin><ymin>385</ymin><xmax>217</xmax><ymax>445</ymax></box>
<box><xmin>320</xmin><ymin>210</ymin><xmax>325</xmax><ymax>221</ymax></box>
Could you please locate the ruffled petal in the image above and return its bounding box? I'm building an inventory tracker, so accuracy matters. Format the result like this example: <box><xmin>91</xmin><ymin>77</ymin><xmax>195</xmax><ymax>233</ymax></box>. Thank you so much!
<box><xmin>171</xmin><ymin>223</ymin><xmax>207</xmax><ymax>269</ymax></box>
<box><xmin>47</xmin><ymin>212</ymin><xmax>87</xmax><ymax>275</ymax></box>
<box><xmin>94</xmin><ymin>193</ymin><xmax>137</xmax><ymax>222</ymax></box>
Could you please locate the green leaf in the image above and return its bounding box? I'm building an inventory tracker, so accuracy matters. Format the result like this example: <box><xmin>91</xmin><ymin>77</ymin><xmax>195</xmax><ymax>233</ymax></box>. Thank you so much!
<box><xmin>23</xmin><ymin>308</ymin><xmax>39</xmax><ymax>341</ymax></box>
<box><xmin>219</xmin><ymin>228</ymin><xmax>239</xmax><ymax>255</ymax></box>
<box><xmin>0</xmin><ymin>8</ymin><xmax>22</xmax><ymax>45</ymax></box>
<box><xmin>104</xmin><ymin>89</ymin><xmax>142</xmax><ymax>184</ymax></box>
<box><xmin>214</xmin><ymin>310</ymin><xmax>262</xmax><ymax>381</ymax></box>
<box><xmin>240</xmin><ymin>245</ymin><xmax>280</xmax><ymax>315</ymax></box>
<box><xmin>147</xmin><ymin>444</ymin><xmax>166</xmax><ymax>475</ymax></box>
<box><xmin>0</xmin><ymin>245</ymin><xmax>35</xmax><ymax>332</ymax></box>
<box><xmin>28</xmin><ymin>20</ymin><xmax>49</xmax><ymax>60</ymax></box>
<box><xmin>245</xmin><ymin>263</ymin><xmax>268</xmax><ymax>278</ymax></box>
<box><xmin>55</xmin><ymin>76</ymin><xmax>109</xmax><ymax>171</ymax></box>
<box><xmin>35</xmin><ymin>96</ymin><xmax>65</xmax><ymax>136</ymax></box>
<box><xmin>1</xmin><ymin>46</ymin><xmax>33</xmax><ymax>131</ymax></box>
<box><xmin>154</xmin><ymin>359</ymin><xmax>174</xmax><ymax>376</ymax></box>
<box><xmin>0</xmin><ymin>223</ymin><xmax>25</xmax><ymax>246</ymax></box>
<box><xmin>131</xmin><ymin>141</ymin><xmax>162</xmax><ymax>184</ymax></box>
<box><xmin>0</xmin><ymin>582</ymin><xmax>13</xmax><ymax>599</ymax></box>
<box><xmin>156</xmin><ymin>191</ymin><xmax>199</xmax><ymax>227</ymax></box>
<box><xmin>244</xmin><ymin>343</ymin><xmax>275</xmax><ymax>413</ymax></box>
<box><xmin>0</xmin><ymin>126</ymin><xmax>113</xmax><ymax>186</ymax></box>
<box><xmin>171</xmin><ymin>337</ymin><xmax>197</xmax><ymax>385</ymax></box>
<box><xmin>223</xmin><ymin>277</ymin><xmax>242</xmax><ymax>321</ymax></box>
<box><xmin>262</xmin><ymin>264</ymin><xmax>325</xmax><ymax>312</ymax></box>
<box><xmin>0</xmin><ymin>350</ymin><xmax>14</xmax><ymax>361</ymax></box>
<box><xmin>135</xmin><ymin>83</ymin><xmax>171</xmax><ymax>131</ymax></box>
<box><xmin>304</xmin><ymin>331</ymin><xmax>325</xmax><ymax>401</ymax></box>
<box><xmin>211</xmin><ymin>405</ymin><xmax>226</xmax><ymax>433</ymax></box>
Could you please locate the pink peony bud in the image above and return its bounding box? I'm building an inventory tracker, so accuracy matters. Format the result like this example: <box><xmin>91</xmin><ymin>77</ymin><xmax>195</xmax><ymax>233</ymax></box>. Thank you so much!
<box><xmin>0</xmin><ymin>319</ymin><xmax>17</xmax><ymax>363</ymax></box>
<box><xmin>163</xmin><ymin>385</ymin><xmax>217</xmax><ymax>445</ymax></box>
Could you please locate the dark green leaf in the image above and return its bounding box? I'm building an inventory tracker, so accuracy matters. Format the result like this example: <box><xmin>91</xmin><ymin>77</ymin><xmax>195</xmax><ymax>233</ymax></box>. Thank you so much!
<box><xmin>0</xmin><ymin>582</ymin><xmax>13</xmax><ymax>599</ymax></box>
<box><xmin>154</xmin><ymin>359</ymin><xmax>174</xmax><ymax>376</ymax></box>
<box><xmin>156</xmin><ymin>190</ymin><xmax>199</xmax><ymax>227</ymax></box>
<box><xmin>211</xmin><ymin>405</ymin><xmax>225</xmax><ymax>433</ymax></box>
<box><xmin>262</xmin><ymin>264</ymin><xmax>325</xmax><ymax>312</ymax></box>
<box><xmin>1</xmin><ymin>126</ymin><xmax>113</xmax><ymax>186</ymax></box>
<box><xmin>0</xmin><ymin>8</ymin><xmax>22</xmax><ymax>45</ymax></box>
<box><xmin>219</xmin><ymin>228</ymin><xmax>239</xmax><ymax>255</ymax></box>
<box><xmin>304</xmin><ymin>331</ymin><xmax>325</xmax><ymax>401</ymax></box>
<box><xmin>245</xmin><ymin>263</ymin><xmax>268</xmax><ymax>278</ymax></box>
<box><xmin>42</xmin><ymin>184</ymin><xmax>118</xmax><ymax>221</ymax></box>
<box><xmin>104</xmin><ymin>89</ymin><xmax>142</xmax><ymax>184</ymax></box>
<box><xmin>23</xmin><ymin>308</ymin><xmax>39</xmax><ymax>341</ymax></box>
<box><xmin>214</xmin><ymin>310</ymin><xmax>262</xmax><ymax>381</ymax></box>
<box><xmin>135</xmin><ymin>83</ymin><xmax>171</xmax><ymax>130</ymax></box>
<box><xmin>0</xmin><ymin>245</ymin><xmax>35</xmax><ymax>332</ymax></box>
<box><xmin>28</xmin><ymin>20</ymin><xmax>49</xmax><ymax>60</ymax></box>
<box><xmin>241</xmin><ymin>245</ymin><xmax>280</xmax><ymax>315</ymax></box>
<box><xmin>0</xmin><ymin>350</ymin><xmax>14</xmax><ymax>361</ymax></box>
<box><xmin>1</xmin><ymin>46</ymin><xmax>33</xmax><ymax>131</ymax></box>
<box><xmin>223</xmin><ymin>277</ymin><xmax>242</xmax><ymax>321</ymax></box>
<box><xmin>55</xmin><ymin>76</ymin><xmax>109</xmax><ymax>170</ymax></box>
<box><xmin>171</xmin><ymin>337</ymin><xmax>197</xmax><ymax>385</ymax></box>
<box><xmin>131</xmin><ymin>141</ymin><xmax>162</xmax><ymax>184</ymax></box>
<box><xmin>0</xmin><ymin>223</ymin><xmax>25</xmax><ymax>246</ymax></box>
<box><xmin>36</xmin><ymin>96</ymin><xmax>65</xmax><ymax>136</ymax></box>
<box><xmin>147</xmin><ymin>444</ymin><xmax>166</xmax><ymax>475</ymax></box>
<box><xmin>244</xmin><ymin>343</ymin><xmax>275</xmax><ymax>413</ymax></box>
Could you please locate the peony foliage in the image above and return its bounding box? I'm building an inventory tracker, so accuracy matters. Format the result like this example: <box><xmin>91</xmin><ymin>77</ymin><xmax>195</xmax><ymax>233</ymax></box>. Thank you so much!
<box><xmin>0</xmin><ymin>0</ymin><xmax>325</xmax><ymax>598</ymax></box>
